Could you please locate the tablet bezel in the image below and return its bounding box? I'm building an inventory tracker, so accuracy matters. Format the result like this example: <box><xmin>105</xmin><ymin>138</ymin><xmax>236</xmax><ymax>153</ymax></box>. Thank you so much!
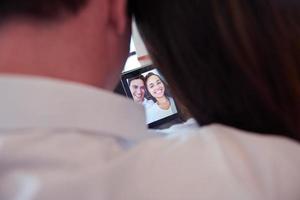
<box><xmin>121</xmin><ymin>65</ymin><xmax>180</xmax><ymax>128</ymax></box>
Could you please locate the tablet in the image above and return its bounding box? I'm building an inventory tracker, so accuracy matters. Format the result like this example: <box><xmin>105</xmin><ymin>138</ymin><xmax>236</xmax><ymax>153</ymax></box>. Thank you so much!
<box><xmin>121</xmin><ymin>65</ymin><xmax>179</xmax><ymax>128</ymax></box>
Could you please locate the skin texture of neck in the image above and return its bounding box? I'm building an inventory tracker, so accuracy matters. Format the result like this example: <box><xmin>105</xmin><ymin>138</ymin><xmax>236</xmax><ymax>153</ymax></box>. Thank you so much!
<box><xmin>156</xmin><ymin>95</ymin><xmax>170</xmax><ymax>110</ymax></box>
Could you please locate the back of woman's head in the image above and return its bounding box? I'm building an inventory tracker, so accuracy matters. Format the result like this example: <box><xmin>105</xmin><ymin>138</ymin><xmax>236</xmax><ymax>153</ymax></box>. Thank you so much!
<box><xmin>129</xmin><ymin>0</ymin><xmax>300</xmax><ymax>141</ymax></box>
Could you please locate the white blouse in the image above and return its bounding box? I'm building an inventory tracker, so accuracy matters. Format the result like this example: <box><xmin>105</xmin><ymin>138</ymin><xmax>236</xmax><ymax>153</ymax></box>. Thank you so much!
<box><xmin>146</xmin><ymin>97</ymin><xmax>177</xmax><ymax>123</ymax></box>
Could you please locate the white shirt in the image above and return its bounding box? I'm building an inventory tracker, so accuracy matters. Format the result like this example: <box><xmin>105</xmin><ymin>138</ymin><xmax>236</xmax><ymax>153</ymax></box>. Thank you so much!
<box><xmin>114</xmin><ymin>125</ymin><xmax>300</xmax><ymax>200</ymax></box>
<box><xmin>146</xmin><ymin>97</ymin><xmax>177</xmax><ymax>123</ymax></box>
<box><xmin>0</xmin><ymin>75</ymin><xmax>150</xmax><ymax>200</ymax></box>
<box><xmin>1</xmin><ymin>75</ymin><xmax>300</xmax><ymax>200</ymax></box>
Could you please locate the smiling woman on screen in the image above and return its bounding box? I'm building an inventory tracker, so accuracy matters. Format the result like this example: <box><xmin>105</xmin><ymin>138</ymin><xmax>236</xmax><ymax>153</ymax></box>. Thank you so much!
<box><xmin>145</xmin><ymin>72</ymin><xmax>177</xmax><ymax>122</ymax></box>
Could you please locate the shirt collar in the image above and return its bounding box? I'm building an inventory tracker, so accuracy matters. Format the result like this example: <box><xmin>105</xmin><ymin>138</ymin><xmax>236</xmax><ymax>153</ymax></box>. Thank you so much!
<box><xmin>0</xmin><ymin>75</ymin><xmax>148</xmax><ymax>140</ymax></box>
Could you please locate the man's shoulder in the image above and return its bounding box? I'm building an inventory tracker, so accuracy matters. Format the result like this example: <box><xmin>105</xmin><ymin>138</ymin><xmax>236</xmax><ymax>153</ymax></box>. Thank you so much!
<box><xmin>0</xmin><ymin>128</ymin><xmax>134</xmax><ymax>199</ymax></box>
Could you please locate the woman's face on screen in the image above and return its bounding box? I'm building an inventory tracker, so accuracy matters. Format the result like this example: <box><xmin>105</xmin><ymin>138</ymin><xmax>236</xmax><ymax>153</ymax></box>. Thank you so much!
<box><xmin>146</xmin><ymin>75</ymin><xmax>165</xmax><ymax>99</ymax></box>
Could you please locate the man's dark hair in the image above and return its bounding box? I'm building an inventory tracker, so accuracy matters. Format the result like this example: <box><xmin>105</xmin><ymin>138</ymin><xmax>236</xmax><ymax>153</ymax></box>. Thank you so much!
<box><xmin>0</xmin><ymin>0</ymin><xmax>87</xmax><ymax>21</ymax></box>
<box><xmin>128</xmin><ymin>75</ymin><xmax>145</xmax><ymax>87</ymax></box>
<box><xmin>129</xmin><ymin>0</ymin><xmax>300</xmax><ymax>141</ymax></box>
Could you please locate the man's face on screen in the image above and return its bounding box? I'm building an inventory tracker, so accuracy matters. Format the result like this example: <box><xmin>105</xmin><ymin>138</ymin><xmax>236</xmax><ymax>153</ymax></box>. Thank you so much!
<box><xmin>129</xmin><ymin>79</ymin><xmax>145</xmax><ymax>103</ymax></box>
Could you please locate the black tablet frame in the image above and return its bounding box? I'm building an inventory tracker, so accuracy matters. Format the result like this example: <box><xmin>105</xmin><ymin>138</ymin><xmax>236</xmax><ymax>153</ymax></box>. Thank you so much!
<box><xmin>121</xmin><ymin>65</ymin><xmax>180</xmax><ymax>128</ymax></box>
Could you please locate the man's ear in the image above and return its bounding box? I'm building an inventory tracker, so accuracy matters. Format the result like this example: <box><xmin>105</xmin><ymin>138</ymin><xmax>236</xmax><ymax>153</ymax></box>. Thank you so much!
<box><xmin>107</xmin><ymin>0</ymin><xmax>130</xmax><ymax>35</ymax></box>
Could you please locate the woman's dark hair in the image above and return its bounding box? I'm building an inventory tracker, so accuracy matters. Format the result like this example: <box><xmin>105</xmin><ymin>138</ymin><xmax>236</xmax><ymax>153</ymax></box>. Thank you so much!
<box><xmin>129</xmin><ymin>0</ymin><xmax>300</xmax><ymax>141</ymax></box>
<box><xmin>145</xmin><ymin>72</ymin><xmax>170</xmax><ymax>103</ymax></box>
<box><xmin>0</xmin><ymin>0</ymin><xmax>87</xmax><ymax>21</ymax></box>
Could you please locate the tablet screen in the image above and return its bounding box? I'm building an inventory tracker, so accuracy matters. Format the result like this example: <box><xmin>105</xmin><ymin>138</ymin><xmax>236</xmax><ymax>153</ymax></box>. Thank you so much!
<box><xmin>121</xmin><ymin>65</ymin><xmax>179</xmax><ymax>128</ymax></box>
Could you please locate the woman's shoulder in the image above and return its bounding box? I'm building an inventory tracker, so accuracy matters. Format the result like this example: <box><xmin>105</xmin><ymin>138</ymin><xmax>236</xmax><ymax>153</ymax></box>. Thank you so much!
<box><xmin>203</xmin><ymin>124</ymin><xmax>300</xmax><ymax>154</ymax></box>
<box><xmin>144</xmin><ymin>123</ymin><xmax>300</xmax><ymax>164</ymax></box>
<box><xmin>141</xmin><ymin>123</ymin><xmax>300</xmax><ymax>160</ymax></box>
<box><xmin>118</xmin><ymin>124</ymin><xmax>300</xmax><ymax>200</ymax></box>
<box><xmin>167</xmin><ymin>124</ymin><xmax>300</xmax><ymax>166</ymax></box>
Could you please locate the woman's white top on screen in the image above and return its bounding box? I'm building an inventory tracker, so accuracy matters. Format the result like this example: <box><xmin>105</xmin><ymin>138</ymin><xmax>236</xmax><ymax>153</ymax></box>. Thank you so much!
<box><xmin>146</xmin><ymin>97</ymin><xmax>177</xmax><ymax>123</ymax></box>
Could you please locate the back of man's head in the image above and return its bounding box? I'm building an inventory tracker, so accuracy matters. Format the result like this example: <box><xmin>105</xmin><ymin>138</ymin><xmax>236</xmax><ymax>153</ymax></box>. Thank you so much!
<box><xmin>0</xmin><ymin>0</ymin><xmax>86</xmax><ymax>20</ymax></box>
<box><xmin>0</xmin><ymin>0</ymin><xmax>130</xmax><ymax>89</ymax></box>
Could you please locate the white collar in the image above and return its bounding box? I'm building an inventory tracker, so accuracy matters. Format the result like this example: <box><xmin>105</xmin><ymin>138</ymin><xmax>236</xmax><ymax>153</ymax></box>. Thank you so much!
<box><xmin>0</xmin><ymin>75</ymin><xmax>148</xmax><ymax>140</ymax></box>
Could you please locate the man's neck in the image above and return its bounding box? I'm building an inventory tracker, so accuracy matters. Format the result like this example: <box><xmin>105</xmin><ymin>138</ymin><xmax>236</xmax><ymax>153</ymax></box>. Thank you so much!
<box><xmin>0</xmin><ymin>16</ymin><xmax>116</xmax><ymax>89</ymax></box>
